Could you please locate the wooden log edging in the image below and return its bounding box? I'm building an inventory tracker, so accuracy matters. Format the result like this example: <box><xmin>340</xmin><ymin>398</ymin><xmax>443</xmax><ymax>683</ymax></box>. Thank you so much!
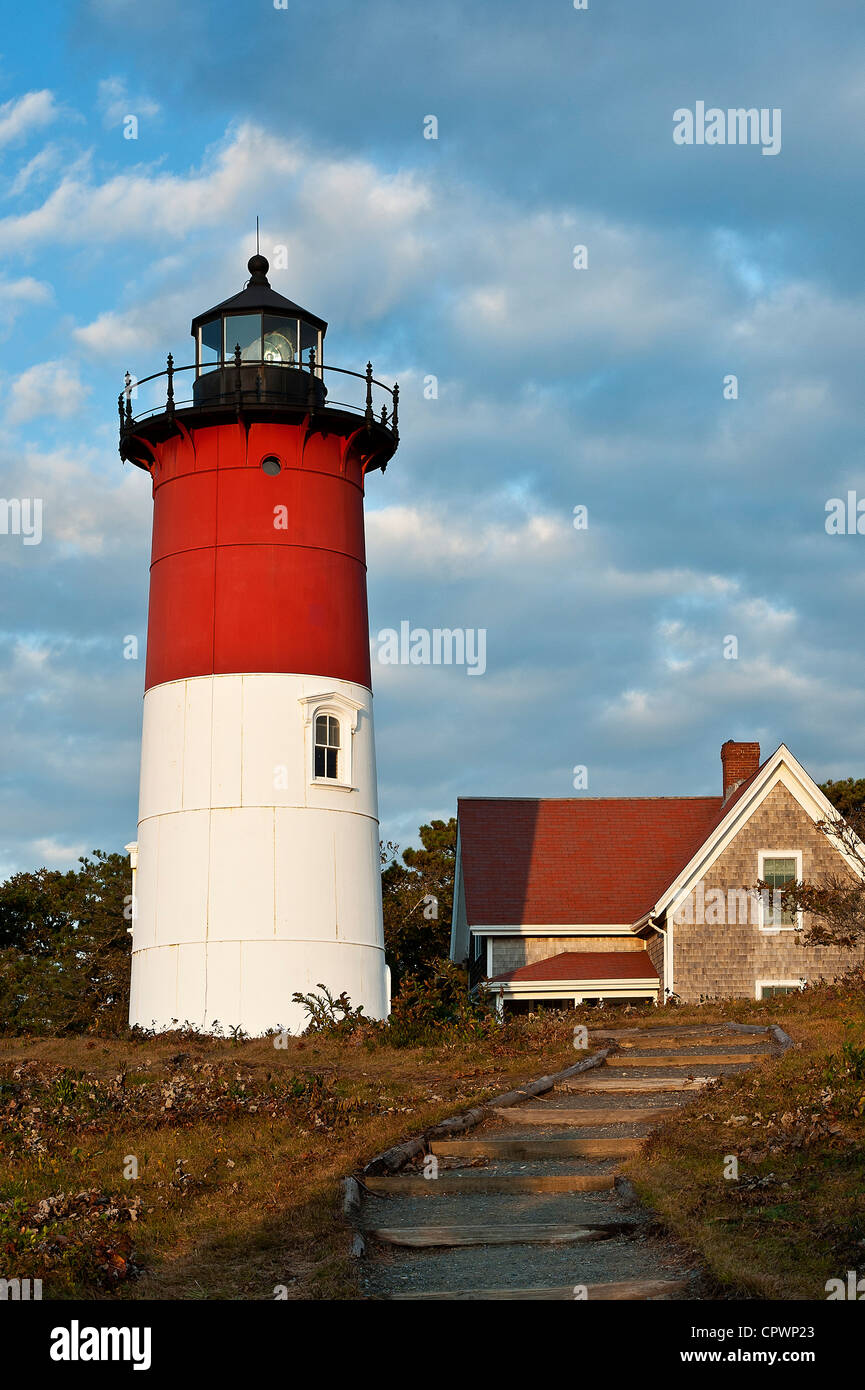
<box><xmin>724</xmin><ymin>1020</ymin><xmax>795</xmax><ymax>1050</ymax></box>
<box><xmin>359</xmin><ymin>1047</ymin><xmax>610</xmax><ymax>1180</ymax></box>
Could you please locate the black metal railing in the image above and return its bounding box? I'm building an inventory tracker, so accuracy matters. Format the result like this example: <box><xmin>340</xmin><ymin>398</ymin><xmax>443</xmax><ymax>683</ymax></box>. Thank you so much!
<box><xmin>118</xmin><ymin>347</ymin><xmax>399</xmax><ymax>440</ymax></box>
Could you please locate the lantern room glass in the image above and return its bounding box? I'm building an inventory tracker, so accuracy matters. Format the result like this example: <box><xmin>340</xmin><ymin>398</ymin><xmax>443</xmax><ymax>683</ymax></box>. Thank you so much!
<box><xmin>199</xmin><ymin>319</ymin><xmax>221</xmax><ymax>367</ymax></box>
<box><xmin>196</xmin><ymin>313</ymin><xmax>323</xmax><ymax>372</ymax></box>
<box><xmin>224</xmin><ymin>314</ymin><xmax>262</xmax><ymax>362</ymax></box>
<box><xmin>263</xmin><ymin>315</ymin><xmax>298</xmax><ymax>365</ymax></box>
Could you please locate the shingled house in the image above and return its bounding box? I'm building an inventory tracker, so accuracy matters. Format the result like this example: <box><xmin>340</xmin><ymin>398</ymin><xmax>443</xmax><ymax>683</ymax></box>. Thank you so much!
<box><xmin>450</xmin><ymin>741</ymin><xmax>865</xmax><ymax>1010</ymax></box>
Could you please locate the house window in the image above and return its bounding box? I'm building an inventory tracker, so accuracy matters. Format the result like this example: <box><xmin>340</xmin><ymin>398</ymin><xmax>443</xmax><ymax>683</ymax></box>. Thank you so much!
<box><xmin>314</xmin><ymin>714</ymin><xmax>340</xmax><ymax>780</ymax></box>
<box><xmin>756</xmin><ymin>980</ymin><xmax>805</xmax><ymax>1000</ymax></box>
<box><xmin>472</xmin><ymin>933</ymin><xmax>484</xmax><ymax>963</ymax></box>
<box><xmin>758</xmin><ymin>852</ymin><xmax>802</xmax><ymax>930</ymax></box>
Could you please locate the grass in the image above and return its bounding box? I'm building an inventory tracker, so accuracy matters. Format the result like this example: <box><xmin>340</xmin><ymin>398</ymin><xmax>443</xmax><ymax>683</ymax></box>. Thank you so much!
<box><xmin>621</xmin><ymin>976</ymin><xmax>865</xmax><ymax>1300</ymax></box>
<box><xmin>0</xmin><ymin>1014</ymin><xmax>596</xmax><ymax>1300</ymax></box>
<box><xmin>3</xmin><ymin>980</ymin><xmax>863</xmax><ymax>1301</ymax></box>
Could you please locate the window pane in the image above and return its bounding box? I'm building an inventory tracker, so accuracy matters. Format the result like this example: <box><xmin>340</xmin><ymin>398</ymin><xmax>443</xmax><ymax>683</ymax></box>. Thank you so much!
<box><xmin>263</xmin><ymin>315</ymin><xmax>298</xmax><ymax>366</ymax></box>
<box><xmin>314</xmin><ymin>745</ymin><xmax>325</xmax><ymax>778</ymax></box>
<box><xmin>224</xmin><ymin>314</ymin><xmax>262</xmax><ymax>362</ymax></box>
<box><xmin>300</xmin><ymin>320</ymin><xmax>320</xmax><ymax>362</ymax></box>
<box><xmin>200</xmin><ymin>319</ymin><xmax>221</xmax><ymax>365</ymax></box>
<box><xmin>328</xmin><ymin>716</ymin><xmax>340</xmax><ymax>747</ymax></box>
<box><xmin>326</xmin><ymin>748</ymin><xmax>338</xmax><ymax>779</ymax></box>
<box><xmin>315</xmin><ymin>715</ymin><xmax>328</xmax><ymax>744</ymax></box>
<box><xmin>764</xmin><ymin>857</ymin><xmax>797</xmax><ymax>925</ymax></box>
<box><xmin>763</xmin><ymin>857</ymin><xmax>796</xmax><ymax>887</ymax></box>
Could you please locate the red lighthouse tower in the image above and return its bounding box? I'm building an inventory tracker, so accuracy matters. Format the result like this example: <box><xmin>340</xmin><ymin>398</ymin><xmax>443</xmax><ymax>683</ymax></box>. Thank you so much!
<box><xmin>121</xmin><ymin>252</ymin><xmax>399</xmax><ymax>1034</ymax></box>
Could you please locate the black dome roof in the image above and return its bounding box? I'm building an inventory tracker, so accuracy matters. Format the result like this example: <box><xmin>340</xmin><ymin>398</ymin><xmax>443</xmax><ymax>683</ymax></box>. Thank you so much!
<box><xmin>190</xmin><ymin>255</ymin><xmax>328</xmax><ymax>336</ymax></box>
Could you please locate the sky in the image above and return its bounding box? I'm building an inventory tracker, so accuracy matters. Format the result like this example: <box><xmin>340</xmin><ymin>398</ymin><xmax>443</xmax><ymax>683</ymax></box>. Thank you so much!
<box><xmin>1</xmin><ymin>0</ymin><xmax>865</xmax><ymax>875</ymax></box>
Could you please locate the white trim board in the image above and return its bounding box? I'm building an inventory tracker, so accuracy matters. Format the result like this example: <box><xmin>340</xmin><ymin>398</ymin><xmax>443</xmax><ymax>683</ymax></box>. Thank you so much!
<box><xmin>467</xmin><ymin>924</ymin><xmax>636</xmax><ymax>936</ymax></box>
<box><xmin>652</xmin><ymin>744</ymin><xmax>862</xmax><ymax>924</ymax></box>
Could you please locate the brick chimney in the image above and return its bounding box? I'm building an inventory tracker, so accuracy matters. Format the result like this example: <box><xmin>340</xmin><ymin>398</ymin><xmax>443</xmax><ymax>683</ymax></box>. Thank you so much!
<box><xmin>721</xmin><ymin>740</ymin><xmax>760</xmax><ymax>801</ymax></box>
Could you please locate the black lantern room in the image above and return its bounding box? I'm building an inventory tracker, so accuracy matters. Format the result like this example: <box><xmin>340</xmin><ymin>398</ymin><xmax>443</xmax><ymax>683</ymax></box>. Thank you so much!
<box><xmin>190</xmin><ymin>253</ymin><xmax>328</xmax><ymax>408</ymax></box>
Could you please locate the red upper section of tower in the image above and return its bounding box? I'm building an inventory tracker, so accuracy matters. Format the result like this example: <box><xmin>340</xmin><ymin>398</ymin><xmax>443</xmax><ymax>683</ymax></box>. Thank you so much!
<box><xmin>144</xmin><ymin>420</ymin><xmax>374</xmax><ymax>691</ymax></box>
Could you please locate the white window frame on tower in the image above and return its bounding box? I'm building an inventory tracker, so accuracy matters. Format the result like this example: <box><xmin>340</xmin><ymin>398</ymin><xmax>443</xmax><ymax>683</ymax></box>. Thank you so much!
<box><xmin>299</xmin><ymin>692</ymin><xmax>364</xmax><ymax>792</ymax></box>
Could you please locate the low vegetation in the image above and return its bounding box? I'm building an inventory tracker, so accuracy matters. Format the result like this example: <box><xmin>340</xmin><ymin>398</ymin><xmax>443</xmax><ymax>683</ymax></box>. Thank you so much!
<box><xmin>0</xmin><ymin>996</ymin><xmax>593</xmax><ymax>1300</ymax></box>
<box><xmin>623</xmin><ymin>971</ymin><xmax>865</xmax><ymax>1300</ymax></box>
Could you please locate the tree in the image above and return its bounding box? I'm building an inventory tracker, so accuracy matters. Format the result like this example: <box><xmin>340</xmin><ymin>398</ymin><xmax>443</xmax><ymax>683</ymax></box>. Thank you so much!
<box><xmin>381</xmin><ymin>818</ymin><xmax>456</xmax><ymax>991</ymax></box>
<box><xmin>820</xmin><ymin>778</ymin><xmax>865</xmax><ymax>819</ymax></box>
<box><xmin>0</xmin><ymin>850</ymin><xmax>131</xmax><ymax>1034</ymax></box>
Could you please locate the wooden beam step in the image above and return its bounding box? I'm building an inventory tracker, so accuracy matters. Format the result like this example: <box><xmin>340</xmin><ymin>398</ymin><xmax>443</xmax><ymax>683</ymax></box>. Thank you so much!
<box><xmin>559</xmin><ymin>1076</ymin><xmax>711</xmax><ymax>1093</ymax></box>
<box><xmin>429</xmin><ymin>1137</ymin><xmax>640</xmax><ymax>1160</ymax></box>
<box><xmin>369</xmin><ymin>1221</ymin><xmax>631</xmax><ymax>1248</ymax></box>
<box><xmin>363</xmin><ymin>1173</ymin><xmax>616</xmax><ymax>1195</ymax></box>
<box><xmin>492</xmin><ymin>1106</ymin><xmax>678</xmax><ymax>1126</ymax></box>
<box><xmin>621</xmin><ymin>1034</ymin><xmax>735</xmax><ymax>1050</ymax></box>
<box><xmin>391</xmin><ymin>1277</ymin><xmax>690</xmax><ymax>1300</ymax></box>
<box><xmin>614</xmin><ymin>1052</ymin><xmax>770</xmax><ymax>1067</ymax></box>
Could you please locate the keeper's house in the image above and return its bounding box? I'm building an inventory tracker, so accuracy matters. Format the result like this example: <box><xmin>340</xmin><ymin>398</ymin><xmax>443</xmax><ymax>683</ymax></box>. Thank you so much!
<box><xmin>450</xmin><ymin>741</ymin><xmax>865</xmax><ymax>1011</ymax></box>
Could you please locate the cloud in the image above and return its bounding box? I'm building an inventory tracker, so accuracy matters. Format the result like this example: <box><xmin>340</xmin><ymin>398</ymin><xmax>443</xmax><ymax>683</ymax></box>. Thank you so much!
<box><xmin>0</xmin><ymin>122</ymin><xmax>304</xmax><ymax>253</ymax></box>
<box><xmin>0</xmin><ymin>276</ymin><xmax>53</xmax><ymax>332</ymax></box>
<box><xmin>6</xmin><ymin>361</ymin><xmax>90</xmax><ymax>424</ymax></box>
<box><xmin>0</xmin><ymin>91</ymin><xmax>60</xmax><ymax>149</ymax></box>
<box><xmin>97</xmin><ymin>76</ymin><xmax>160</xmax><ymax>129</ymax></box>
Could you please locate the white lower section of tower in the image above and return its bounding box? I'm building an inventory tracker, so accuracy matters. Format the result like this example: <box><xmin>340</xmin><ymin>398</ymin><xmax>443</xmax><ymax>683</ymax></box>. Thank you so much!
<box><xmin>128</xmin><ymin>672</ymin><xmax>387</xmax><ymax>1035</ymax></box>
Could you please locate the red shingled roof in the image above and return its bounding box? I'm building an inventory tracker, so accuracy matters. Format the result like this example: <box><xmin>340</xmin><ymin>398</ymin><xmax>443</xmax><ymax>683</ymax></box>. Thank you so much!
<box><xmin>457</xmin><ymin>795</ymin><xmax>731</xmax><ymax>926</ymax></box>
<box><xmin>489</xmin><ymin>950</ymin><xmax>659</xmax><ymax>984</ymax></box>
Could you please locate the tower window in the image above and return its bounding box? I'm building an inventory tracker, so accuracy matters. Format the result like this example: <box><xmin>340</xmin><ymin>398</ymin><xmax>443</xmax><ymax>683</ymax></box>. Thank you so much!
<box><xmin>314</xmin><ymin>714</ymin><xmax>340</xmax><ymax>780</ymax></box>
<box><xmin>261</xmin><ymin>455</ymin><xmax>281</xmax><ymax>476</ymax></box>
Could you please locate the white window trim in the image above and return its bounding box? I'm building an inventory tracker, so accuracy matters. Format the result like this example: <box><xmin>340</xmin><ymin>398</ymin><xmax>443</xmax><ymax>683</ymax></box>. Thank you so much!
<box><xmin>756</xmin><ymin>979</ymin><xmax>806</xmax><ymax>1000</ymax></box>
<box><xmin>757</xmin><ymin>849</ymin><xmax>803</xmax><ymax>932</ymax></box>
<box><xmin>299</xmin><ymin>692</ymin><xmax>363</xmax><ymax>791</ymax></box>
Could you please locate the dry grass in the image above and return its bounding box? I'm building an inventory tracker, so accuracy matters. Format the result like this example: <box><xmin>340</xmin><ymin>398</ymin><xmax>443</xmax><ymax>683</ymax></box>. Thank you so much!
<box><xmin>4</xmin><ymin>983</ymin><xmax>862</xmax><ymax>1301</ymax></box>
<box><xmin>0</xmin><ymin>1018</ymin><xmax>591</xmax><ymax>1301</ymax></box>
<box><xmin>622</xmin><ymin>979</ymin><xmax>865</xmax><ymax>1299</ymax></box>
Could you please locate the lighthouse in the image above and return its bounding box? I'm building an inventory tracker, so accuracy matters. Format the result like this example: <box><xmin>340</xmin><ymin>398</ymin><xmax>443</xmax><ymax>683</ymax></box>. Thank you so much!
<box><xmin>120</xmin><ymin>252</ymin><xmax>399</xmax><ymax>1035</ymax></box>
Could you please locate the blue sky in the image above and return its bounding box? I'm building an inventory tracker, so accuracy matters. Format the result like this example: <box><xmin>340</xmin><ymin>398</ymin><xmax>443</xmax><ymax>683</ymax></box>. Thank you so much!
<box><xmin>1</xmin><ymin>0</ymin><xmax>865</xmax><ymax>873</ymax></box>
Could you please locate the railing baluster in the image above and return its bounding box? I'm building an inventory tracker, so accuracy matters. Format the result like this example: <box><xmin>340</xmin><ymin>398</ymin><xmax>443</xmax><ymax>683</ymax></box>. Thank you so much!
<box><xmin>166</xmin><ymin>353</ymin><xmax>175</xmax><ymax>420</ymax></box>
<box><xmin>307</xmin><ymin>346</ymin><xmax>317</xmax><ymax>412</ymax></box>
<box><xmin>365</xmin><ymin>361</ymin><xmax>374</xmax><ymax>427</ymax></box>
<box><xmin>392</xmin><ymin>381</ymin><xmax>399</xmax><ymax>437</ymax></box>
<box><xmin>234</xmin><ymin>344</ymin><xmax>243</xmax><ymax>402</ymax></box>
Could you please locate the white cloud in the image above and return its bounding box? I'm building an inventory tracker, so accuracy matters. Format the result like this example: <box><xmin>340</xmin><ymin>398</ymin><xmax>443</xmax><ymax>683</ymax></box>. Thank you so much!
<box><xmin>0</xmin><ymin>276</ymin><xmax>53</xmax><ymax>332</ymax></box>
<box><xmin>97</xmin><ymin>76</ymin><xmax>160</xmax><ymax>128</ymax></box>
<box><xmin>0</xmin><ymin>91</ymin><xmax>60</xmax><ymax>149</ymax></box>
<box><xmin>7</xmin><ymin>361</ymin><xmax>90</xmax><ymax>425</ymax></box>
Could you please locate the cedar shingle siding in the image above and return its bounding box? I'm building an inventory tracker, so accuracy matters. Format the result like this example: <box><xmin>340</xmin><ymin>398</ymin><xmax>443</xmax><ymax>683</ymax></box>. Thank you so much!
<box><xmin>490</xmin><ymin>935</ymin><xmax>644</xmax><ymax>976</ymax></box>
<box><xmin>671</xmin><ymin>782</ymin><xmax>865</xmax><ymax>1002</ymax></box>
